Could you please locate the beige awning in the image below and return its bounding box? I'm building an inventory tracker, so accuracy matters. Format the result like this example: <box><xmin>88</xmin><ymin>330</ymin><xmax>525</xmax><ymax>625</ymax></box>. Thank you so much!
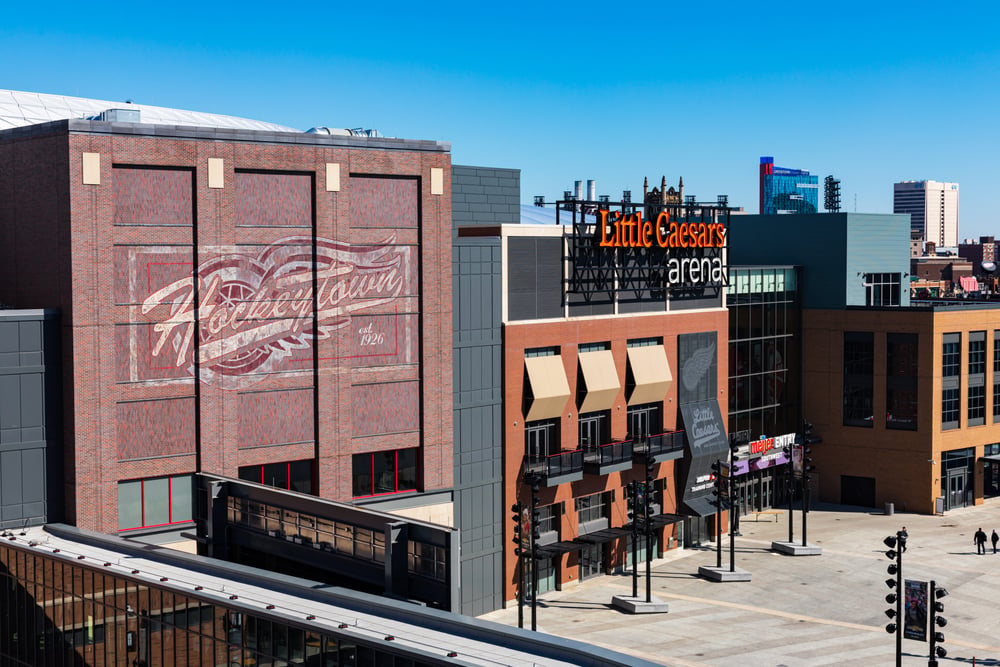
<box><xmin>524</xmin><ymin>355</ymin><xmax>571</xmax><ymax>421</ymax></box>
<box><xmin>578</xmin><ymin>350</ymin><xmax>620</xmax><ymax>414</ymax></box>
<box><xmin>626</xmin><ymin>345</ymin><xmax>672</xmax><ymax>405</ymax></box>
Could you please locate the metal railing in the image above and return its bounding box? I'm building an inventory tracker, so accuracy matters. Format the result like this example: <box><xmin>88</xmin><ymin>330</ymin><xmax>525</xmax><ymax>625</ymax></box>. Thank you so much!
<box><xmin>583</xmin><ymin>439</ymin><xmax>634</xmax><ymax>466</ymax></box>
<box><xmin>525</xmin><ymin>449</ymin><xmax>584</xmax><ymax>477</ymax></box>
<box><xmin>632</xmin><ymin>430</ymin><xmax>685</xmax><ymax>457</ymax></box>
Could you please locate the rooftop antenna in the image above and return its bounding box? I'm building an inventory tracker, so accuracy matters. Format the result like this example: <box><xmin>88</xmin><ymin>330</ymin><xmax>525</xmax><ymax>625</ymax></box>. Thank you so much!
<box><xmin>824</xmin><ymin>175</ymin><xmax>841</xmax><ymax>213</ymax></box>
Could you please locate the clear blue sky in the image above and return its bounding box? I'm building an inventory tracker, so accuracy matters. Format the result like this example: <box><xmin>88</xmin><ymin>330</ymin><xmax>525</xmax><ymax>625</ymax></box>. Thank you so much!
<box><xmin>4</xmin><ymin>2</ymin><xmax>998</xmax><ymax>239</ymax></box>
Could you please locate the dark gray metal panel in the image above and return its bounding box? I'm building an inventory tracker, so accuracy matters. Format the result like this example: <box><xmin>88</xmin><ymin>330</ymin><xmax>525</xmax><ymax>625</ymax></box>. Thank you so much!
<box><xmin>453</xmin><ymin>237</ymin><xmax>504</xmax><ymax>615</ymax></box>
<box><xmin>0</xmin><ymin>375</ymin><xmax>19</xmax><ymax>428</ymax></box>
<box><xmin>0</xmin><ymin>310</ymin><xmax>61</xmax><ymax>529</ymax></box>
<box><xmin>535</xmin><ymin>237</ymin><xmax>563</xmax><ymax>318</ymax></box>
<box><xmin>452</xmin><ymin>165</ymin><xmax>520</xmax><ymax>227</ymax></box>
<box><xmin>1</xmin><ymin>450</ymin><xmax>22</xmax><ymax>506</ymax></box>
<box><xmin>670</xmin><ymin>292</ymin><xmax>724</xmax><ymax>311</ymax></box>
<box><xmin>508</xmin><ymin>237</ymin><xmax>562</xmax><ymax>321</ymax></box>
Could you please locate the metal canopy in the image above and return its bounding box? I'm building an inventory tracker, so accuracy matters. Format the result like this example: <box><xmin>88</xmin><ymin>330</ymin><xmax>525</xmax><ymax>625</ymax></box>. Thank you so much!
<box><xmin>574</xmin><ymin>527</ymin><xmax>631</xmax><ymax>545</ymax></box>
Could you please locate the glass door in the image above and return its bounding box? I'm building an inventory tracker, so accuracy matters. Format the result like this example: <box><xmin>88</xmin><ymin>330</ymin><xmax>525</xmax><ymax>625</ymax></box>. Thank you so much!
<box><xmin>579</xmin><ymin>544</ymin><xmax>603</xmax><ymax>580</ymax></box>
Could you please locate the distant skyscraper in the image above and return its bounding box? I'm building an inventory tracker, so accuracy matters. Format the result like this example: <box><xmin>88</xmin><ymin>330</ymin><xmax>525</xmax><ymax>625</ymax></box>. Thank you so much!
<box><xmin>759</xmin><ymin>157</ymin><xmax>819</xmax><ymax>215</ymax></box>
<box><xmin>894</xmin><ymin>180</ymin><xmax>959</xmax><ymax>247</ymax></box>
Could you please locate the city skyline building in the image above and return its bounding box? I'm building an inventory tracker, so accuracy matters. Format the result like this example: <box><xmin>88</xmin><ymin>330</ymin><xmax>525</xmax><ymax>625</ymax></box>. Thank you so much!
<box><xmin>894</xmin><ymin>180</ymin><xmax>960</xmax><ymax>247</ymax></box>
<box><xmin>758</xmin><ymin>156</ymin><xmax>819</xmax><ymax>215</ymax></box>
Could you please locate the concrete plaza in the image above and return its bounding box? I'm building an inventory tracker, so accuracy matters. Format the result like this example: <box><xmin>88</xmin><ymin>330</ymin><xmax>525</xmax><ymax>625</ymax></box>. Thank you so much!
<box><xmin>480</xmin><ymin>500</ymin><xmax>1000</xmax><ymax>666</ymax></box>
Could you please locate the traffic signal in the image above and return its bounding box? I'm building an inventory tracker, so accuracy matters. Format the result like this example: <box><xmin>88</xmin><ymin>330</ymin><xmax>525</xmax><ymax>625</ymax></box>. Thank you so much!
<box><xmin>883</xmin><ymin>533</ymin><xmax>901</xmax><ymax>636</ymax></box>
<box><xmin>803</xmin><ymin>419</ymin><xmax>821</xmax><ymax>444</ymax></box>
<box><xmin>930</xmin><ymin>584</ymin><xmax>948</xmax><ymax>660</ymax></box>
<box><xmin>730</xmin><ymin>440</ymin><xmax>741</xmax><ymax>465</ymax></box>
<box><xmin>645</xmin><ymin>456</ymin><xmax>657</xmax><ymax>484</ymax></box>
<box><xmin>511</xmin><ymin>503</ymin><xmax>523</xmax><ymax>555</ymax></box>
<box><xmin>626</xmin><ymin>482</ymin><xmax>636</xmax><ymax>523</ymax></box>
<box><xmin>802</xmin><ymin>445</ymin><xmax>816</xmax><ymax>484</ymax></box>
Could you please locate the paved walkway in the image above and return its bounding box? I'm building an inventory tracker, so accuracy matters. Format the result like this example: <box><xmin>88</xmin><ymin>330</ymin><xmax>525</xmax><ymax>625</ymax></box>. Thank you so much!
<box><xmin>480</xmin><ymin>501</ymin><xmax>1000</xmax><ymax>666</ymax></box>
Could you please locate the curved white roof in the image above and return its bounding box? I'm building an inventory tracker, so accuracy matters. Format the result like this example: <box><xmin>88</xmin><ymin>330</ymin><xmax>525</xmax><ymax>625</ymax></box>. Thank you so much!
<box><xmin>0</xmin><ymin>89</ymin><xmax>300</xmax><ymax>133</ymax></box>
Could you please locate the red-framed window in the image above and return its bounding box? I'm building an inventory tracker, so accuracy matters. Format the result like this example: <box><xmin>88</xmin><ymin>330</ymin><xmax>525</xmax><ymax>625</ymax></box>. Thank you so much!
<box><xmin>238</xmin><ymin>460</ymin><xmax>314</xmax><ymax>495</ymax></box>
<box><xmin>117</xmin><ymin>475</ymin><xmax>193</xmax><ymax>532</ymax></box>
<box><xmin>352</xmin><ymin>448</ymin><xmax>418</xmax><ymax>498</ymax></box>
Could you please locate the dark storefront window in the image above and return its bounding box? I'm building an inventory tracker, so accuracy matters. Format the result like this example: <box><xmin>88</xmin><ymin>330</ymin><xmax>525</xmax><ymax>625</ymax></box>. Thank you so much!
<box><xmin>886</xmin><ymin>333</ymin><xmax>918</xmax><ymax>430</ymax></box>
<box><xmin>843</xmin><ymin>332</ymin><xmax>874</xmax><ymax>427</ymax></box>
<box><xmin>118</xmin><ymin>475</ymin><xmax>193</xmax><ymax>531</ymax></box>
<box><xmin>352</xmin><ymin>449</ymin><xmax>418</xmax><ymax>498</ymax></box>
<box><xmin>969</xmin><ymin>331</ymin><xmax>986</xmax><ymax>426</ymax></box>
<box><xmin>942</xmin><ymin>333</ymin><xmax>961</xmax><ymax>430</ymax></box>
<box><xmin>239</xmin><ymin>460</ymin><xmax>314</xmax><ymax>494</ymax></box>
<box><xmin>985</xmin><ymin>444</ymin><xmax>1000</xmax><ymax>499</ymax></box>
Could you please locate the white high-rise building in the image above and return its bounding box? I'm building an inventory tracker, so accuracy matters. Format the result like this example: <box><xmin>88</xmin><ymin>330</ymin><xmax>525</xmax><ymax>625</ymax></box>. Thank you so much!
<box><xmin>894</xmin><ymin>180</ymin><xmax>959</xmax><ymax>248</ymax></box>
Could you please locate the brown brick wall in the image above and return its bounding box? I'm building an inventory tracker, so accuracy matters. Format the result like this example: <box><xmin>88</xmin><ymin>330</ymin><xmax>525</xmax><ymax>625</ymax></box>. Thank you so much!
<box><xmin>0</xmin><ymin>128</ymin><xmax>453</xmax><ymax>532</ymax></box>
<box><xmin>805</xmin><ymin>308</ymin><xmax>1000</xmax><ymax>514</ymax></box>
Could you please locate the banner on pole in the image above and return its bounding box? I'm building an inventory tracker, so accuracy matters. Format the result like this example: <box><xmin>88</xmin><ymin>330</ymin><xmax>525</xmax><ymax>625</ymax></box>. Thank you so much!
<box><xmin>904</xmin><ymin>579</ymin><xmax>928</xmax><ymax>642</ymax></box>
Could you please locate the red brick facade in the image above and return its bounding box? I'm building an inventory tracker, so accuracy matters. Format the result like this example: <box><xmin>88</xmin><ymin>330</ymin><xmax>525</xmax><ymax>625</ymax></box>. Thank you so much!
<box><xmin>503</xmin><ymin>309</ymin><xmax>729</xmax><ymax>602</ymax></box>
<box><xmin>0</xmin><ymin>123</ymin><xmax>452</xmax><ymax>532</ymax></box>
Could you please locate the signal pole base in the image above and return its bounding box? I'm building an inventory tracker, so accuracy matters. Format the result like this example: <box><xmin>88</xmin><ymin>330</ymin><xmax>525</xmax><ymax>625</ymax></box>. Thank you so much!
<box><xmin>698</xmin><ymin>565</ymin><xmax>751</xmax><ymax>582</ymax></box>
<box><xmin>611</xmin><ymin>595</ymin><xmax>669</xmax><ymax>614</ymax></box>
<box><xmin>771</xmin><ymin>540</ymin><xmax>823</xmax><ymax>556</ymax></box>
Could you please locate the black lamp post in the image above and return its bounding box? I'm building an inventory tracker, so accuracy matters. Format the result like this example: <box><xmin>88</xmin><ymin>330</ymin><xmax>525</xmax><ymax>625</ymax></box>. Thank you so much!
<box><xmin>644</xmin><ymin>456</ymin><xmax>656</xmax><ymax>602</ymax></box>
<box><xmin>711</xmin><ymin>459</ymin><xmax>724</xmax><ymax>568</ymax></box>
<box><xmin>511</xmin><ymin>502</ymin><xmax>525</xmax><ymax>629</ymax></box>
<box><xmin>529</xmin><ymin>477</ymin><xmax>541</xmax><ymax>631</ymax></box>
<box><xmin>883</xmin><ymin>531</ymin><xmax>904</xmax><ymax>667</ymax></box>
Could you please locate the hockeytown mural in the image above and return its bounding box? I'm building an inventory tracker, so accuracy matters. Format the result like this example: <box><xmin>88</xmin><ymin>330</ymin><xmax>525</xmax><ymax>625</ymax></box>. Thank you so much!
<box><xmin>120</xmin><ymin>236</ymin><xmax>417</xmax><ymax>388</ymax></box>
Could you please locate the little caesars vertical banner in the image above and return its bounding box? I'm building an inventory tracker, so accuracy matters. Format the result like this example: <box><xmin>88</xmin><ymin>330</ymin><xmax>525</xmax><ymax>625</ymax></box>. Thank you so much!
<box><xmin>678</xmin><ymin>332</ymin><xmax>729</xmax><ymax>516</ymax></box>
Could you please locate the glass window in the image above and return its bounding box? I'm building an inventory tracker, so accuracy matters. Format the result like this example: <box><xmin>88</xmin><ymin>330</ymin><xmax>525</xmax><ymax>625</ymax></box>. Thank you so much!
<box><xmin>942</xmin><ymin>387</ymin><xmax>960</xmax><ymax>427</ymax></box>
<box><xmin>170</xmin><ymin>475</ymin><xmax>193</xmax><ymax>523</ymax></box>
<box><xmin>144</xmin><ymin>477</ymin><xmax>170</xmax><ymax>526</ymax></box>
<box><xmin>289</xmin><ymin>460</ymin><xmax>313</xmax><ymax>493</ymax></box>
<box><xmin>886</xmin><ymin>334</ymin><xmax>918</xmax><ymax>431</ymax></box>
<box><xmin>239</xmin><ymin>461</ymin><xmax>315</xmax><ymax>494</ymax></box>
<box><xmin>118</xmin><ymin>481</ymin><xmax>143</xmax><ymax>530</ymax></box>
<box><xmin>843</xmin><ymin>332</ymin><xmax>874</xmax><ymax>427</ymax></box>
<box><xmin>942</xmin><ymin>333</ymin><xmax>961</xmax><ymax>430</ymax></box>
<box><xmin>943</xmin><ymin>335</ymin><xmax>961</xmax><ymax>377</ymax></box>
<box><xmin>352</xmin><ymin>449</ymin><xmax>419</xmax><ymax>498</ymax></box>
<box><xmin>970</xmin><ymin>332</ymin><xmax>986</xmax><ymax>375</ymax></box>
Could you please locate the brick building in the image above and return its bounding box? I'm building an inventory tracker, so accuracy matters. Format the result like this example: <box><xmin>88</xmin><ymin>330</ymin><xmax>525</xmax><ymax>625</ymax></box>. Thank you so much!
<box><xmin>457</xmin><ymin>193</ymin><xmax>733</xmax><ymax>605</ymax></box>
<box><xmin>0</xmin><ymin>93</ymin><xmax>453</xmax><ymax>536</ymax></box>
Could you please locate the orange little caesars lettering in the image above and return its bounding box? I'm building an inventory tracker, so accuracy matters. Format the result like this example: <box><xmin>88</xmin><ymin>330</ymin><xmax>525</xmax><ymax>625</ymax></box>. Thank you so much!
<box><xmin>641</xmin><ymin>219</ymin><xmax>653</xmax><ymax>247</ymax></box>
<box><xmin>655</xmin><ymin>212</ymin><xmax>670</xmax><ymax>248</ymax></box>
<box><xmin>599</xmin><ymin>209</ymin><xmax>615</xmax><ymax>247</ymax></box>
<box><xmin>668</xmin><ymin>222</ymin><xmax>681</xmax><ymax>248</ymax></box>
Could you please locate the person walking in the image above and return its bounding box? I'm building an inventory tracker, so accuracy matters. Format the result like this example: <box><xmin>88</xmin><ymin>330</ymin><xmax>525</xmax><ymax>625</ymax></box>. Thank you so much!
<box><xmin>992</xmin><ymin>529</ymin><xmax>999</xmax><ymax>554</ymax></box>
<box><xmin>900</xmin><ymin>526</ymin><xmax>908</xmax><ymax>552</ymax></box>
<box><xmin>975</xmin><ymin>527</ymin><xmax>988</xmax><ymax>554</ymax></box>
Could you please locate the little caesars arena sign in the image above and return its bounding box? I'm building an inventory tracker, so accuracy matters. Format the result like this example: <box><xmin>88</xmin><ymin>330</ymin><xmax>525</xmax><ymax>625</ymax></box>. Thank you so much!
<box><xmin>595</xmin><ymin>209</ymin><xmax>727</xmax><ymax>287</ymax></box>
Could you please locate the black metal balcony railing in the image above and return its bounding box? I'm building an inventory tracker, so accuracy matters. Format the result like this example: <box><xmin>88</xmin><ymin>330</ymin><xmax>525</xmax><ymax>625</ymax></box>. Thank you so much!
<box><xmin>632</xmin><ymin>430</ymin><xmax>685</xmax><ymax>457</ymax></box>
<box><xmin>525</xmin><ymin>449</ymin><xmax>584</xmax><ymax>478</ymax></box>
<box><xmin>584</xmin><ymin>439</ymin><xmax>634</xmax><ymax>467</ymax></box>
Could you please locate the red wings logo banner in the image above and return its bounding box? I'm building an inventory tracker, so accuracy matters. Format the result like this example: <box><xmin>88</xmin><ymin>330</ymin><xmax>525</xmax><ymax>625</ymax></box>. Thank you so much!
<box><xmin>132</xmin><ymin>236</ymin><xmax>410</xmax><ymax>387</ymax></box>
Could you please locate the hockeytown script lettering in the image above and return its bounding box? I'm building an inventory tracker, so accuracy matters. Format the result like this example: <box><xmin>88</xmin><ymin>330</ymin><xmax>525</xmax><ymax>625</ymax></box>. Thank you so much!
<box><xmin>139</xmin><ymin>237</ymin><xmax>408</xmax><ymax>381</ymax></box>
